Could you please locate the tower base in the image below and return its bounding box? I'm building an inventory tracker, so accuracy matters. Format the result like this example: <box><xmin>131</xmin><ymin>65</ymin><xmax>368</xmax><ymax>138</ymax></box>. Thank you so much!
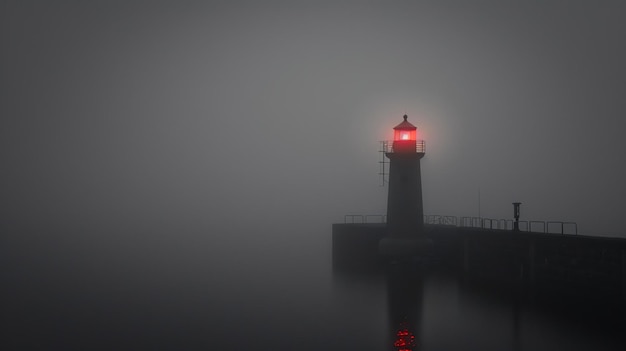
<box><xmin>378</xmin><ymin>236</ymin><xmax>433</xmax><ymax>257</ymax></box>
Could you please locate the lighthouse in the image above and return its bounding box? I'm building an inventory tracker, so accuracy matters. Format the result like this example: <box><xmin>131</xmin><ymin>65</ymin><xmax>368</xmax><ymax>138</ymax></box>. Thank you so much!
<box><xmin>379</xmin><ymin>115</ymin><xmax>432</xmax><ymax>256</ymax></box>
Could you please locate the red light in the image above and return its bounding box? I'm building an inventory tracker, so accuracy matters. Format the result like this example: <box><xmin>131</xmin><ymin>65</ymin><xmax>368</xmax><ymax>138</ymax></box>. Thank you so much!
<box><xmin>394</xmin><ymin>327</ymin><xmax>416</xmax><ymax>351</ymax></box>
<box><xmin>392</xmin><ymin>115</ymin><xmax>418</xmax><ymax>142</ymax></box>
<box><xmin>393</xmin><ymin>129</ymin><xmax>416</xmax><ymax>141</ymax></box>
<box><xmin>394</xmin><ymin>339</ymin><xmax>407</xmax><ymax>347</ymax></box>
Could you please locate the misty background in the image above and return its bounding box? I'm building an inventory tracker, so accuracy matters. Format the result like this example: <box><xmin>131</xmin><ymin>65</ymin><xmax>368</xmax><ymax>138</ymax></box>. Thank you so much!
<box><xmin>3</xmin><ymin>2</ymin><xmax>626</xmax><ymax>349</ymax></box>
<box><xmin>2</xmin><ymin>0</ymin><xmax>626</xmax><ymax>237</ymax></box>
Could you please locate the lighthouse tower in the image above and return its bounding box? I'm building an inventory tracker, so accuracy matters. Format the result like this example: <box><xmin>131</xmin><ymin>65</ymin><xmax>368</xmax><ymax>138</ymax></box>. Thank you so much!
<box><xmin>379</xmin><ymin>115</ymin><xmax>432</xmax><ymax>256</ymax></box>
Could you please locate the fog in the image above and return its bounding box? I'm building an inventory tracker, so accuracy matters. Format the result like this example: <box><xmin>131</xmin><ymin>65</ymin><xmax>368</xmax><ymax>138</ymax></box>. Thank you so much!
<box><xmin>0</xmin><ymin>1</ymin><xmax>626</xmax><ymax>235</ymax></box>
<box><xmin>3</xmin><ymin>2</ymin><xmax>626</xmax><ymax>349</ymax></box>
<box><xmin>2</xmin><ymin>1</ymin><xmax>626</xmax><ymax>235</ymax></box>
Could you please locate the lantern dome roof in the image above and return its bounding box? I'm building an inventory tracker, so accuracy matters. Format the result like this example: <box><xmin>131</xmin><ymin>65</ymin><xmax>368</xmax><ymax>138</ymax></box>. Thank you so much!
<box><xmin>393</xmin><ymin>115</ymin><xmax>417</xmax><ymax>130</ymax></box>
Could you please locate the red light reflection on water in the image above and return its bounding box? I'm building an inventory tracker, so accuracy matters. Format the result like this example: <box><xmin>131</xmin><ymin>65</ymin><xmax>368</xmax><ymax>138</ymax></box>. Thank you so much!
<box><xmin>393</xmin><ymin>326</ymin><xmax>416</xmax><ymax>350</ymax></box>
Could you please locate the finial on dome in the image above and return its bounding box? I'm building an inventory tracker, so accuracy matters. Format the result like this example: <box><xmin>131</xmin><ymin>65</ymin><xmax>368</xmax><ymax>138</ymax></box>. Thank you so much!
<box><xmin>403</xmin><ymin>114</ymin><xmax>408</xmax><ymax>121</ymax></box>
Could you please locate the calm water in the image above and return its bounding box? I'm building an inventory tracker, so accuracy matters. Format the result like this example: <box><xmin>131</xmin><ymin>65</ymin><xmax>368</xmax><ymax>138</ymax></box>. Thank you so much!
<box><xmin>2</xmin><ymin>221</ymin><xmax>624</xmax><ymax>350</ymax></box>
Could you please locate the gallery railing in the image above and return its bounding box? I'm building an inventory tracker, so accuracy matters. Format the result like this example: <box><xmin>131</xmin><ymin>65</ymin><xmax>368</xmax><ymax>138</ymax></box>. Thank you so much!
<box><xmin>381</xmin><ymin>140</ymin><xmax>426</xmax><ymax>153</ymax></box>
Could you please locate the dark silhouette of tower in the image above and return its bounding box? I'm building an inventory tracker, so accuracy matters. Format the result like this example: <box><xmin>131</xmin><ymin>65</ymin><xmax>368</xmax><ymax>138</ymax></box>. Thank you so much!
<box><xmin>379</xmin><ymin>115</ymin><xmax>431</xmax><ymax>256</ymax></box>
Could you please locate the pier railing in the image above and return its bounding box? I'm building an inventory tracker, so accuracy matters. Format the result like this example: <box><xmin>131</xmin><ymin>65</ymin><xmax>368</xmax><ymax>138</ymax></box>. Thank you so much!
<box><xmin>343</xmin><ymin>214</ymin><xmax>578</xmax><ymax>235</ymax></box>
<box><xmin>344</xmin><ymin>214</ymin><xmax>386</xmax><ymax>224</ymax></box>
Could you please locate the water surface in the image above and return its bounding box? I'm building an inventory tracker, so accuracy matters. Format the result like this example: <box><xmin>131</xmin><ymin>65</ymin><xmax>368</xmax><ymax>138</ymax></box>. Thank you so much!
<box><xmin>2</xmin><ymin>221</ymin><xmax>624</xmax><ymax>350</ymax></box>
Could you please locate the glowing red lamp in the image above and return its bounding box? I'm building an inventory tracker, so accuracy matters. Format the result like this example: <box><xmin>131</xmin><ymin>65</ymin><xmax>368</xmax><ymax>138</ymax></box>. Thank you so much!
<box><xmin>392</xmin><ymin>114</ymin><xmax>419</xmax><ymax>153</ymax></box>
<box><xmin>393</xmin><ymin>119</ymin><xmax>417</xmax><ymax>141</ymax></box>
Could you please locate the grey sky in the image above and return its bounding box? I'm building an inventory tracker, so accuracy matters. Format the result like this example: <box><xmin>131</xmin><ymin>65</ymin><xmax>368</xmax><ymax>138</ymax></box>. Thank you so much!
<box><xmin>2</xmin><ymin>1</ymin><xmax>625</xmax><ymax>236</ymax></box>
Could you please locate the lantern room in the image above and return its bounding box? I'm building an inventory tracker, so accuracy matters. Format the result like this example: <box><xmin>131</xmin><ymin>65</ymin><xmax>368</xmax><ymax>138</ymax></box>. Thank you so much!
<box><xmin>393</xmin><ymin>115</ymin><xmax>417</xmax><ymax>141</ymax></box>
<box><xmin>391</xmin><ymin>115</ymin><xmax>423</xmax><ymax>153</ymax></box>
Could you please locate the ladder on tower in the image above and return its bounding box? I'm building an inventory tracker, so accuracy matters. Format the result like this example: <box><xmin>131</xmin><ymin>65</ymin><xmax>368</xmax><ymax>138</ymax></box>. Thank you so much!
<box><xmin>379</xmin><ymin>141</ymin><xmax>389</xmax><ymax>186</ymax></box>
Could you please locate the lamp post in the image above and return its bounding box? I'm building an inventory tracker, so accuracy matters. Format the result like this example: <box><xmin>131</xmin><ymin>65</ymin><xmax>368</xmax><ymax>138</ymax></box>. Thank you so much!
<box><xmin>513</xmin><ymin>202</ymin><xmax>522</xmax><ymax>231</ymax></box>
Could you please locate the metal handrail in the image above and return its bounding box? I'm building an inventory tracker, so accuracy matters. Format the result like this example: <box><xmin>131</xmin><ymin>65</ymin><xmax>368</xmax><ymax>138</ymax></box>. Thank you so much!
<box><xmin>500</xmin><ymin>219</ymin><xmax>513</xmax><ymax>230</ymax></box>
<box><xmin>547</xmin><ymin>221</ymin><xmax>578</xmax><ymax>235</ymax></box>
<box><xmin>442</xmin><ymin>216</ymin><xmax>457</xmax><ymax>226</ymax></box>
<box><xmin>482</xmin><ymin>218</ymin><xmax>499</xmax><ymax>230</ymax></box>
<box><xmin>460</xmin><ymin>216</ymin><xmax>472</xmax><ymax>227</ymax></box>
<box><xmin>381</xmin><ymin>140</ymin><xmax>425</xmax><ymax>153</ymax></box>
<box><xmin>529</xmin><ymin>221</ymin><xmax>546</xmax><ymax>233</ymax></box>
<box><xmin>425</xmin><ymin>215</ymin><xmax>442</xmax><ymax>224</ymax></box>
<box><xmin>547</xmin><ymin>221</ymin><xmax>564</xmax><ymax>234</ymax></box>
<box><xmin>471</xmin><ymin>217</ymin><xmax>482</xmax><ymax>228</ymax></box>
<box><xmin>342</xmin><ymin>213</ymin><xmax>578</xmax><ymax>234</ymax></box>
<box><xmin>365</xmin><ymin>215</ymin><xmax>386</xmax><ymax>223</ymax></box>
<box><xmin>344</xmin><ymin>215</ymin><xmax>364</xmax><ymax>224</ymax></box>
<box><xmin>564</xmin><ymin>222</ymin><xmax>578</xmax><ymax>235</ymax></box>
<box><xmin>518</xmin><ymin>221</ymin><xmax>529</xmax><ymax>231</ymax></box>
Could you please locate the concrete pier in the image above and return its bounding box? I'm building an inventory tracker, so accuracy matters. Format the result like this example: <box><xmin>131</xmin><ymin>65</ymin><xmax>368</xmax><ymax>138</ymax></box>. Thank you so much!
<box><xmin>333</xmin><ymin>223</ymin><xmax>626</xmax><ymax>306</ymax></box>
